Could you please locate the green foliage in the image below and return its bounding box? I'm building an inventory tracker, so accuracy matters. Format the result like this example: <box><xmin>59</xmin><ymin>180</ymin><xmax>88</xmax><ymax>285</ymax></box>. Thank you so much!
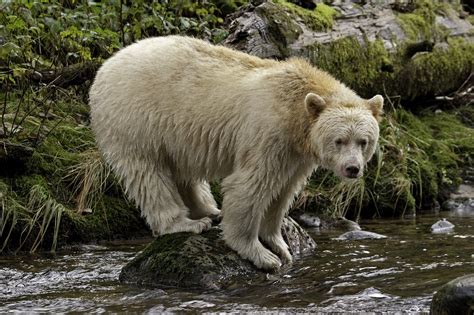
<box><xmin>272</xmin><ymin>0</ymin><xmax>337</xmax><ymax>31</ymax></box>
<box><xmin>0</xmin><ymin>0</ymin><xmax>245</xmax><ymax>86</ymax></box>
<box><xmin>0</xmin><ymin>0</ymin><xmax>248</xmax><ymax>253</ymax></box>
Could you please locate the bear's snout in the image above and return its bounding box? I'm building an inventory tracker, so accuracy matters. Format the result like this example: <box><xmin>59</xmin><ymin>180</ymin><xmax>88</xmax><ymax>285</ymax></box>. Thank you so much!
<box><xmin>345</xmin><ymin>165</ymin><xmax>360</xmax><ymax>178</ymax></box>
<box><xmin>341</xmin><ymin>163</ymin><xmax>362</xmax><ymax>179</ymax></box>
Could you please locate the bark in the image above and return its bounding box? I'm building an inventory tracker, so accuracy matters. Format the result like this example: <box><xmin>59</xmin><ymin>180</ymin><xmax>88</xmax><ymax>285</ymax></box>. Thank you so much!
<box><xmin>26</xmin><ymin>61</ymin><xmax>100</xmax><ymax>88</ymax></box>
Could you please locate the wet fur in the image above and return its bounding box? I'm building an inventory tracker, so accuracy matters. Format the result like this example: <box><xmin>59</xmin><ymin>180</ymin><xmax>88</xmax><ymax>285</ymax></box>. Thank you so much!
<box><xmin>89</xmin><ymin>36</ymin><xmax>382</xmax><ymax>270</ymax></box>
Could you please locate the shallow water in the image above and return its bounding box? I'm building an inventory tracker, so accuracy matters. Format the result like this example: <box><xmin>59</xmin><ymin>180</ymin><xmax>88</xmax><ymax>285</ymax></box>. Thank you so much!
<box><xmin>1</xmin><ymin>212</ymin><xmax>473</xmax><ymax>313</ymax></box>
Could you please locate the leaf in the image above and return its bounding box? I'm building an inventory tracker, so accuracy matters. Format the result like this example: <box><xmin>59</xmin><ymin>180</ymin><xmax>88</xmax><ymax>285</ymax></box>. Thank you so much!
<box><xmin>0</xmin><ymin>42</ymin><xmax>21</xmax><ymax>59</ymax></box>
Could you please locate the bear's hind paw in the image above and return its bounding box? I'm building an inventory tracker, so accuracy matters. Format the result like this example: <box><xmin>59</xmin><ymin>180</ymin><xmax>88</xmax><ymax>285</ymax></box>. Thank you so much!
<box><xmin>187</xmin><ymin>217</ymin><xmax>213</xmax><ymax>234</ymax></box>
<box><xmin>159</xmin><ymin>217</ymin><xmax>213</xmax><ymax>235</ymax></box>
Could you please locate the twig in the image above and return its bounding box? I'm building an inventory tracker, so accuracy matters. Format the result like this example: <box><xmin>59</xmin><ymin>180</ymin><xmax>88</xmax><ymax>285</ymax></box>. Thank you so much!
<box><xmin>12</xmin><ymin>87</ymin><xmax>43</xmax><ymax>136</ymax></box>
<box><xmin>119</xmin><ymin>0</ymin><xmax>125</xmax><ymax>45</ymax></box>
<box><xmin>38</xmin><ymin>118</ymin><xmax>64</xmax><ymax>147</ymax></box>
<box><xmin>9</xmin><ymin>87</ymin><xmax>27</xmax><ymax>137</ymax></box>
<box><xmin>453</xmin><ymin>71</ymin><xmax>473</xmax><ymax>95</ymax></box>
<box><xmin>1</xmin><ymin>71</ymin><xmax>8</xmax><ymax>136</ymax></box>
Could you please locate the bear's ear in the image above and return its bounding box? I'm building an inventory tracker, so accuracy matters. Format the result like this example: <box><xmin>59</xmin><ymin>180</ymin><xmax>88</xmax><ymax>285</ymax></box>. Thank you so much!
<box><xmin>305</xmin><ymin>93</ymin><xmax>326</xmax><ymax>118</ymax></box>
<box><xmin>367</xmin><ymin>95</ymin><xmax>384</xmax><ymax>121</ymax></box>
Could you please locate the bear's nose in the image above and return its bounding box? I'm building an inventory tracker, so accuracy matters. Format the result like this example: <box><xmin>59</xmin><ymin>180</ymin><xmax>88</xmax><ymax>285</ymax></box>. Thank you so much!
<box><xmin>345</xmin><ymin>166</ymin><xmax>360</xmax><ymax>178</ymax></box>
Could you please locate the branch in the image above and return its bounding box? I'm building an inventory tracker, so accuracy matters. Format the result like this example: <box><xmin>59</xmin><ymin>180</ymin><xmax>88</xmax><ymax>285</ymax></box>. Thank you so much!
<box><xmin>26</xmin><ymin>61</ymin><xmax>101</xmax><ymax>88</ymax></box>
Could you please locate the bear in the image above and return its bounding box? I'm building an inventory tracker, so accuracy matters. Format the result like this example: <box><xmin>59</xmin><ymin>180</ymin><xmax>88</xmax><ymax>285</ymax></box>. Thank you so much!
<box><xmin>89</xmin><ymin>36</ymin><xmax>383</xmax><ymax>270</ymax></box>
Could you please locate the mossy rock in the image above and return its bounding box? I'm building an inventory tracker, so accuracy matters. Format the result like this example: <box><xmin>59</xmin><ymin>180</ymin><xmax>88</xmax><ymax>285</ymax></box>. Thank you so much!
<box><xmin>120</xmin><ymin>217</ymin><xmax>316</xmax><ymax>289</ymax></box>
<box><xmin>225</xmin><ymin>0</ymin><xmax>474</xmax><ymax>100</ymax></box>
<box><xmin>430</xmin><ymin>274</ymin><xmax>474</xmax><ymax>315</ymax></box>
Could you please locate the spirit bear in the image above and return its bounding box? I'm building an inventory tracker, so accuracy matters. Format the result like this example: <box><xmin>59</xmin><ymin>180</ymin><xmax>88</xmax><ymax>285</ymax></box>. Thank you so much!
<box><xmin>89</xmin><ymin>36</ymin><xmax>383</xmax><ymax>270</ymax></box>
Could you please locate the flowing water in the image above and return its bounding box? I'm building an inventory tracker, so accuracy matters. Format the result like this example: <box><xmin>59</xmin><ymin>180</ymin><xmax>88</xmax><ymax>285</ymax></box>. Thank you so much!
<box><xmin>1</xmin><ymin>212</ymin><xmax>473</xmax><ymax>313</ymax></box>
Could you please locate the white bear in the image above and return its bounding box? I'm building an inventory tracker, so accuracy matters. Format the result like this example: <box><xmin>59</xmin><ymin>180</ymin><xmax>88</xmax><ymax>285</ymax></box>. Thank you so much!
<box><xmin>89</xmin><ymin>36</ymin><xmax>383</xmax><ymax>270</ymax></box>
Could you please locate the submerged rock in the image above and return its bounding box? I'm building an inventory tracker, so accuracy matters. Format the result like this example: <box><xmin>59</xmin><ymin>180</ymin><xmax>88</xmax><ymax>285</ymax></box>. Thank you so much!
<box><xmin>293</xmin><ymin>213</ymin><xmax>321</xmax><ymax>228</ymax></box>
<box><xmin>120</xmin><ymin>217</ymin><xmax>316</xmax><ymax>290</ymax></box>
<box><xmin>443</xmin><ymin>198</ymin><xmax>474</xmax><ymax>217</ymax></box>
<box><xmin>430</xmin><ymin>274</ymin><xmax>474</xmax><ymax>315</ymax></box>
<box><xmin>323</xmin><ymin>217</ymin><xmax>362</xmax><ymax>231</ymax></box>
<box><xmin>431</xmin><ymin>219</ymin><xmax>455</xmax><ymax>234</ymax></box>
<box><xmin>335</xmin><ymin>230</ymin><xmax>387</xmax><ymax>241</ymax></box>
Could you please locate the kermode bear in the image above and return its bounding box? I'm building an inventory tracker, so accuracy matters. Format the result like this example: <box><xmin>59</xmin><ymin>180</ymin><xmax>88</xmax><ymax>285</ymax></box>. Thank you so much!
<box><xmin>89</xmin><ymin>36</ymin><xmax>383</xmax><ymax>270</ymax></box>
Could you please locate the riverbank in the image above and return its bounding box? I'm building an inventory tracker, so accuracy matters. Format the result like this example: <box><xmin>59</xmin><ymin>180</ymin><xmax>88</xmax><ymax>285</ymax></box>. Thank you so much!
<box><xmin>1</xmin><ymin>0</ymin><xmax>473</xmax><ymax>252</ymax></box>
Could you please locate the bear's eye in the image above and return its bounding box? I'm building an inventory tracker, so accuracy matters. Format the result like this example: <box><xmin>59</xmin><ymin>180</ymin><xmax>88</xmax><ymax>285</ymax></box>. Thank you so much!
<box><xmin>359</xmin><ymin>139</ymin><xmax>368</xmax><ymax>147</ymax></box>
<box><xmin>335</xmin><ymin>139</ymin><xmax>343</xmax><ymax>146</ymax></box>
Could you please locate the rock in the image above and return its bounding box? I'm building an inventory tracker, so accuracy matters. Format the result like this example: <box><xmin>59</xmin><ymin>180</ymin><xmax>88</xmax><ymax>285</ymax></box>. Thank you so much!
<box><xmin>225</xmin><ymin>0</ymin><xmax>474</xmax><ymax>100</ymax></box>
<box><xmin>322</xmin><ymin>217</ymin><xmax>362</xmax><ymax>231</ymax></box>
<box><xmin>446</xmin><ymin>198</ymin><xmax>474</xmax><ymax>217</ymax></box>
<box><xmin>282</xmin><ymin>216</ymin><xmax>317</xmax><ymax>255</ymax></box>
<box><xmin>288</xmin><ymin>0</ymin><xmax>317</xmax><ymax>10</ymax></box>
<box><xmin>334</xmin><ymin>230</ymin><xmax>387</xmax><ymax>240</ymax></box>
<box><xmin>431</xmin><ymin>219</ymin><xmax>455</xmax><ymax>234</ymax></box>
<box><xmin>293</xmin><ymin>213</ymin><xmax>321</xmax><ymax>227</ymax></box>
<box><xmin>450</xmin><ymin>184</ymin><xmax>474</xmax><ymax>200</ymax></box>
<box><xmin>442</xmin><ymin>199</ymin><xmax>460</xmax><ymax>211</ymax></box>
<box><xmin>120</xmin><ymin>217</ymin><xmax>316</xmax><ymax>290</ymax></box>
<box><xmin>430</xmin><ymin>274</ymin><xmax>474</xmax><ymax>315</ymax></box>
<box><xmin>0</xmin><ymin>142</ymin><xmax>34</xmax><ymax>176</ymax></box>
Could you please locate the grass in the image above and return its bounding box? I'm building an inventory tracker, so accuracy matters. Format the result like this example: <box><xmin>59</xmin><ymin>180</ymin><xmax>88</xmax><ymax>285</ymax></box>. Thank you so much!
<box><xmin>65</xmin><ymin>149</ymin><xmax>113</xmax><ymax>213</ymax></box>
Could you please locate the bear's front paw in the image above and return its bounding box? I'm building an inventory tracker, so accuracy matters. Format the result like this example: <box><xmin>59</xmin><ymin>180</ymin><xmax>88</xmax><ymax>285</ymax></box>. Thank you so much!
<box><xmin>261</xmin><ymin>234</ymin><xmax>293</xmax><ymax>265</ymax></box>
<box><xmin>252</xmin><ymin>246</ymin><xmax>282</xmax><ymax>271</ymax></box>
<box><xmin>239</xmin><ymin>241</ymin><xmax>282</xmax><ymax>271</ymax></box>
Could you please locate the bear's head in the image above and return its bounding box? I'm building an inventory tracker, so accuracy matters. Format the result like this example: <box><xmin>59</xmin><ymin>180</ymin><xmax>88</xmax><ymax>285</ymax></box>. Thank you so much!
<box><xmin>305</xmin><ymin>93</ymin><xmax>383</xmax><ymax>179</ymax></box>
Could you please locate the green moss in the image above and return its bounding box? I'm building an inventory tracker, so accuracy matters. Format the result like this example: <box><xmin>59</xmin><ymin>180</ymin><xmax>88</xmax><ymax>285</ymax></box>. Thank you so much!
<box><xmin>397</xmin><ymin>38</ymin><xmax>474</xmax><ymax>100</ymax></box>
<box><xmin>272</xmin><ymin>0</ymin><xmax>337</xmax><ymax>31</ymax></box>
<box><xmin>307</xmin><ymin>37</ymin><xmax>392</xmax><ymax>98</ymax></box>
<box><xmin>120</xmin><ymin>228</ymin><xmax>257</xmax><ymax>289</ymax></box>
<box><xmin>255</xmin><ymin>1</ymin><xmax>303</xmax><ymax>56</ymax></box>
<box><xmin>305</xmin><ymin>33</ymin><xmax>473</xmax><ymax>100</ymax></box>
<box><xmin>212</xmin><ymin>0</ymin><xmax>248</xmax><ymax>15</ymax></box>
<box><xmin>467</xmin><ymin>15</ymin><xmax>474</xmax><ymax>26</ymax></box>
<box><xmin>422</xmin><ymin>109</ymin><xmax>474</xmax><ymax>166</ymax></box>
<box><xmin>62</xmin><ymin>195</ymin><xmax>147</xmax><ymax>244</ymax></box>
<box><xmin>396</xmin><ymin>0</ymin><xmax>438</xmax><ymax>41</ymax></box>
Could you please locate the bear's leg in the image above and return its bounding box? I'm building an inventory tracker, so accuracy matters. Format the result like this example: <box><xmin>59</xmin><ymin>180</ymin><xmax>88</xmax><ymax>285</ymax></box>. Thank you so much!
<box><xmin>221</xmin><ymin>171</ymin><xmax>282</xmax><ymax>270</ymax></box>
<box><xmin>259</xmin><ymin>187</ymin><xmax>296</xmax><ymax>265</ymax></box>
<box><xmin>118</xmin><ymin>159</ymin><xmax>212</xmax><ymax>236</ymax></box>
<box><xmin>260</xmin><ymin>172</ymin><xmax>309</xmax><ymax>264</ymax></box>
<box><xmin>177</xmin><ymin>181</ymin><xmax>221</xmax><ymax>219</ymax></box>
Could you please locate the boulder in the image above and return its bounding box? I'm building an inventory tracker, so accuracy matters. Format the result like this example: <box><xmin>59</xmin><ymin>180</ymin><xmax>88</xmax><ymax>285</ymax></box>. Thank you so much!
<box><xmin>431</xmin><ymin>274</ymin><xmax>474</xmax><ymax>315</ymax></box>
<box><xmin>334</xmin><ymin>230</ymin><xmax>387</xmax><ymax>240</ymax></box>
<box><xmin>120</xmin><ymin>217</ymin><xmax>316</xmax><ymax>289</ymax></box>
<box><xmin>431</xmin><ymin>218</ymin><xmax>455</xmax><ymax>234</ymax></box>
<box><xmin>225</xmin><ymin>0</ymin><xmax>474</xmax><ymax>100</ymax></box>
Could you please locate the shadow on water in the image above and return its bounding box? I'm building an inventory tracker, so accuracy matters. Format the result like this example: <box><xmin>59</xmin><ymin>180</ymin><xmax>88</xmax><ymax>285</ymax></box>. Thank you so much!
<box><xmin>1</xmin><ymin>212</ymin><xmax>473</xmax><ymax>313</ymax></box>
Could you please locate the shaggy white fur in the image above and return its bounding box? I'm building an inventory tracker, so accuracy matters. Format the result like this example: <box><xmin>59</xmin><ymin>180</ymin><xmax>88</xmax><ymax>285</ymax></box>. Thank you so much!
<box><xmin>89</xmin><ymin>36</ymin><xmax>383</xmax><ymax>270</ymax></box>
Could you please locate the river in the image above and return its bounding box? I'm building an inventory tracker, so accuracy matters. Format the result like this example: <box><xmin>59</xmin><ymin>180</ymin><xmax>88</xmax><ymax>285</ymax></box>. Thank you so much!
<box><xmin>1</xmin><ymin>212</ymin><xmax>473</xmax><ymax>313</ymax></box>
